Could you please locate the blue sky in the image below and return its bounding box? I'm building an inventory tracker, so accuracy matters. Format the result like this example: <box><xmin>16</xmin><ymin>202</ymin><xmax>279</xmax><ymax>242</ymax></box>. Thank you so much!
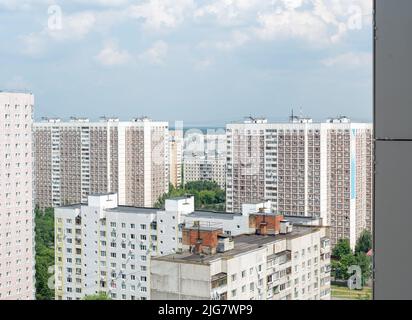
<box><xmin>0</xmin><ymin>0</ymin><xmax>373</xmax><ymax>126</ymax></box>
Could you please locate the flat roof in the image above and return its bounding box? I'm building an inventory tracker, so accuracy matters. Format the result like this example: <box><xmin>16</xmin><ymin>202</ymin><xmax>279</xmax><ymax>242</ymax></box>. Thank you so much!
<box><xmin>187</xmin><ymin>211</ymin><xmax>242</xmax><ymax>220</ymax></box>
<box><xmin>58</xmin><ymin>204</ymin><xmax>82</xmax><ymax>209</ymax></box>
<box><xmin>89</xmin><ymin>192</ymin><xmax>117</xmax><ymax>197</ymax></box>
<box><xmin>105</xmin><ymin>206</ymin><xmax>159</xmax><ymax>215</ymax></box>
<box><xmin>153</xmin><ymin>226</ymin><xmax>319</xmax><ymax>265</ymax></box>
<box><xmin>57</xmin><ymin>203</ymin><xmax>159</xmax><ymax>215</ymax></box>
<box><xmin>167</xmin><ymin>196</ymin><xmax>194</xmax><ymax>201</ymax></box>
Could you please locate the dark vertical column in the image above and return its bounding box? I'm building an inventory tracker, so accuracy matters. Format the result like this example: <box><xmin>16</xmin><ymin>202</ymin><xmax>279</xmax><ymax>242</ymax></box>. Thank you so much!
<box><xmin>375</xmin><ymin>0</ymin><xmax>412</xmax><ymax>300</ymax></box>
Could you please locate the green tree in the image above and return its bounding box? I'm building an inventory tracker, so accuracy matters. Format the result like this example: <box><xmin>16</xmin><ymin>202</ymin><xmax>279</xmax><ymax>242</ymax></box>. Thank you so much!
<box><xmin>332</xmin><ymin>239</ymin><xmax>352</xmax><ymax>259</ymax></box>
<box><xmin>35</xmin><ymin>207</ymin><xmax>55</xmax><ymax>300</ymax></box>
<box><xmin>331</xmin><ymin>236</ymin><xmax>372</xmax><ymax>286</ymax></box>
<box><xmin>332</xmin><ymin>253</ymin><xmax>357</xmax><ymax>280</ymax></box>
<box><xmin>355</xmin><ymin>252</ymin><xmax>372</xmax><ymax>286</ymax></box>
<box><xmin>355</xmin><ymin>230</ymin><xmax>372</xmax><ymax>254</ymax></box>
<box><xmin>155</xmin><ymin>180</ymin><xmax>226</xmax><ymax>211</ymax></box>
<box><xmin>83</xmin><ymin>292</ymin><xmax>111</xmax><ymax>300</ymax></box>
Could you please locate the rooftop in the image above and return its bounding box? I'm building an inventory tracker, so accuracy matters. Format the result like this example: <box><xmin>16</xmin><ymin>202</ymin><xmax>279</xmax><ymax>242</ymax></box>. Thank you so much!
<box><xmin>153</xmin><ymin>226</ymin><xmax>320</xmax><ymax>265</ymax></box>
<box><xmin>187</xmin><ymin>210</ymin><xmax>242</xmax><ymax>219</ymax></box>
<box><xmin>167</xmin><ymin>195</ymin><xmax>194</xmax><ymax>201</ymax></box>
<box><xmin>58</xmin><ymin>204</ymin><xmax>82</xmax><ymax>210</ymax></box>
<box><xmin>105</xmin><ymin>206</ymin><xmax>159</xmax><ymax>215</ymax></box>
<box><xmin>58</xmin><ymin>202</ymin><xmax>159</xmax><ymax>215</ymax></box>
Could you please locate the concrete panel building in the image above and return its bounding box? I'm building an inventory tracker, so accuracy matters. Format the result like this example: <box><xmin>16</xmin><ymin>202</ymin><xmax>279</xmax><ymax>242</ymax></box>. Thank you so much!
<box><xmin>183</xmin><ymin>132</ymin><xmax>226</xmax><ymax>189</ymax></box>
<box><xmin>34</xmin><ymin>117</ymin><xmax>169</xmax><ymax>209</ymax></box>
<box><xmin>226</xmin><ymin>116</ymin><xmax>373</xmax><ymax>248</ymax></box>
<box><xmin>54</xmin><ymin>194</ymin><xmax>194</xmax><ymax>300</ymax></box>
<box><xmin>55</xmin><ymin>193</ymin><xmax>330</xmax><ymax>300</ymax></box>
<box><xmin>0</xmin><ymin>92</ymin><xmax>35</xmax><ymax>300</ymax></box>
<box><xmin>151</xmin><ymin>220</ymin><xmax>331</xmax><ymax>300</ymax></box>
<box><xmin>169</xmin><ymin>129</ymin><xmax>183</xmax><ymax>188</ymax></box>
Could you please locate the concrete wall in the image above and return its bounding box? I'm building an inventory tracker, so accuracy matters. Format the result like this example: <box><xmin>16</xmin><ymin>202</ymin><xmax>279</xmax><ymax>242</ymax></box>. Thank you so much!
<box><xmin>151</xmin><ymin>260</ymin><xmax>211</xmax><ymax>300</ymax></box>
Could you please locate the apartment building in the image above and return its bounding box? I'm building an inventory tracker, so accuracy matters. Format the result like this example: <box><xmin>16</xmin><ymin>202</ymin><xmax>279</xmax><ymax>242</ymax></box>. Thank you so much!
<box><xmin>169</xmin><ymin>129</ymin><xmax>183</xmax><ymax>188</ymax></box>
<box><xmin>34</xmin><ymin>117</ymin><xmax>169</xmax><ymax>209</ymax></box>
<box><xmin>183</xmin><ymin>132</ymin><xmax>226</xmax><ymax>188</ymax></box>
<box><xmin>151</xmin><ymin>219</ymin><xmax>331</xmax><ymax>300</ymax></box>
<box><xmin>226</xmin><ymin>116</ymin><xmax>373</xmax><ymax>248</ymax></box>
<box><xmin>55</xmin><ymin>193</ymin><xmax>330</xmax><ymax>300</ymax></box>
<box><xmin>0</xmin><ymin>92</ymin><xmax>35</xmax><ymax>300</ymax></box>
<box><xmin>54</xmin><ymin>193</ymin><xmax>195</xmax><ymax>300</ymax></box>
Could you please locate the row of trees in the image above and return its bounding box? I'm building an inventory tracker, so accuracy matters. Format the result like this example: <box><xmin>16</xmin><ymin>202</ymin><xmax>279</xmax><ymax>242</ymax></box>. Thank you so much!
<box><xmin>331</xmin><ymin>230</ymin><xmax>373</xmax><ymax>286</ymax></box>
<box><xmin>155</xmin><ymin>181</ymin><xmax>226</xmax><ymax>211</ymax></box>
<box><xmin>35</xmin><ymin>207</ymin><xmax>55</xmax><ymax>300</ymax></box>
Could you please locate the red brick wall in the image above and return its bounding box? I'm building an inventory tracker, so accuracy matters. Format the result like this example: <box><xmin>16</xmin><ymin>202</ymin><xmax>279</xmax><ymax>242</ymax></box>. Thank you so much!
<box><xmin>182</xmin><ymin>228</ymin><xmax>223</xmax><ymax>249</ymax></box>
<box><xmin>249</xmin><ymin>214</ymin><xmax>284</xmax><ymax>234</ymax></box>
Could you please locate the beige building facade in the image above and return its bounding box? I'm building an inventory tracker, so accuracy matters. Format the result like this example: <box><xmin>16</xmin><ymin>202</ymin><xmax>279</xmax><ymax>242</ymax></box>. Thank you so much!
<box><xmin>226</xmin><ymin>116</ymin><xmax>373</xmax><ymax>248</ymax></box>
<box><xmin>0</xmin><ymin>92</ymin><xmax>35</xmax><ymax>300</ymax></box>
<box><xmin>34</xmin><ymin>117</ymin><xmax>169</xmax><ymax>209</ymax></box>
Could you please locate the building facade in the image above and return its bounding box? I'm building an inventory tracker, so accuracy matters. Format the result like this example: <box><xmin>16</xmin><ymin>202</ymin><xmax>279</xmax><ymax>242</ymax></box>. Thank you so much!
<box><xmin>55</xmin><ymin>193</ymin><xmax>330</xmax><ymax>300</ymax></box>
<box><xmin>54</xmin><ymin>194</ymin><xmax>194</xmax><ymax>300</ymax></box>
<box><xmin>226</xmin><ymin>116</ymin><xmax>373</xmax><ymax>248</ymax></box>
<box><xmin>169</xmin><ymin>129</ymin><xmax>183</xmax><ymax>188</ymax></box>
<box><xmin>183</xmin><ymin>132</ymin><xmax>226</xmax><ymax>189</ymax></box>
<box><xmin>0</xmin><ymin>92</ymin><xmax>35</xmax><ymax>300</ymax></box>
<box><xmin>34</xmin><ymin>117</ymin><xmax>169</xmax><ymax>209</ymax></box>
<box><xmin>151</xmin><ymin>221</ymin><xmax>331</xmax><ymax>300</ymax></box>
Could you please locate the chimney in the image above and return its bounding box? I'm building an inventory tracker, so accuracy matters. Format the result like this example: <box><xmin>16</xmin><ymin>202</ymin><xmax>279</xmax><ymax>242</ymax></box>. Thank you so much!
<box><xmin>249</xmin><ymin>213</ymin><xmax>285</xmax><ymax>235</ymax></box>
<box><xmin>280</xmin><ymin>220</ymin><xmax>293</xmax><ymax>234</ymax></box>
<box><xmin>182</xmin><ymin>221</ymin><xmax>223</xmax><ymax>255</ymax></box>
<box><xmin>257</xmin><ymin>222</ymin><xmax>268</xmax><ymax>236</ymax></box>
<box><xmin>194</xmin><ymin>238</ymin><xmax>203</xmax><ymax>255</ymax></box>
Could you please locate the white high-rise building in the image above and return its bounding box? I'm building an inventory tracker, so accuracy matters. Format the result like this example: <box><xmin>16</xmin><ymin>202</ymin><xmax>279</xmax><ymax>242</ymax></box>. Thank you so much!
<box><xmin>151</xmin><ymin>218</ymin><xmax>331</xmax><ymax>300</ymax></box>
<box><xmin>54</xmin><ymin>193</ymin><xmax>194</xmax><ymax>300</ymax></box>
<box><xmin>55</xmin><ymin>193</ymin><xmax>330</xmax><ymax>300</ymax></box>
<box><xmin>169</xmin><ymin>129</ymin><xmax>183</xmax><ymax>188</ymax></box>
<box><xmin>34</xmin><ymin>117</ymin><xmax>169</xmax><ymax>209</ymax></box>
<box><xmin>183</xmin><ymin>132</ymin><xmax>226</xmax><ymax>189</ymax></box>
<box><xmin>0</xmin><ymin>92</ymin><xmax>35</xmax><ymax>300</ymax></box>
<box><xmin>226</xmin><ymin>116</ymin><xmax>373</xmax><ymax>248</ymax></box>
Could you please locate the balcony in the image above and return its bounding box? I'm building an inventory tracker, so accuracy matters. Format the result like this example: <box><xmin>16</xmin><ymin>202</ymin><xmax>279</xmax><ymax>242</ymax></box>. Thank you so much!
<box><xmin>211</xmin><ymin>273</ymin><xmax>227</xmax><ymax>290</ymax></box>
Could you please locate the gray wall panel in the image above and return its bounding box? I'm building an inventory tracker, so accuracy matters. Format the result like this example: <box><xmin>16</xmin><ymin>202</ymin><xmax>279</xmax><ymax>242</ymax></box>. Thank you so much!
<box><xmin>375</xmin><ymin>0</ymin><xmax>412</xmax><ymax>139</ymax></box>
<box><xmin>374</xmin><ymin>141</ymin><xmax>412</xmax><ymax>300</ymax></box>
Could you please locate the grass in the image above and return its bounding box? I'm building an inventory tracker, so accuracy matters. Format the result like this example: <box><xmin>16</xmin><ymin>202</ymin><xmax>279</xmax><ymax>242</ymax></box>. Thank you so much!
<box><xmin>331</xmin><ymin>285</ymin><xmax>372</xmax><ymax>300</ymax></box>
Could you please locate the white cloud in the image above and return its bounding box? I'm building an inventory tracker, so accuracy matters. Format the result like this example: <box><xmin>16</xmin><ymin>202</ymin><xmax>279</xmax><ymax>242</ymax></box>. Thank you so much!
<box><xmin>72</xmin><ymin>0</ymin><xmax>130</xmax><ymax>7</ymax></box>
<box><xmin>95</xmin><ymin>40</ymin><xmax>131</xmax><ymax>66</ymax></box>
<box><xmin>47</xmin><ymin>12</ymin><xmax>96</xmax><ymax>41</ymax></box>
<box><xmin>252</xmin><ymin>0</ymin><xmax>372</xmax><ymax>45</ymax></box>
<box><xmin>0</xmin><ymin>0</ymin><xmax>52</xmax><ymax>11</ymax></box>
<box><xmin>215</xmin><ymin>31</ymin><xmax>250</xmax><ymax>51</ymax></box>
<box><xmin>194</xmin><ymin>57</ymin><xmax>214</xmax><ymax>70</ymax></box>
<box><xmin>16</xmin><ymin>0</ymin><xmax>372</xmax><ymax>60</ymax></box>
<box><xmin>256</xmin><ymin>10</ymin><xmax>330</xmax><ymax>44</ymax></box>
<box><xmin>139</xmin><ymin>40</ymin><xmax>169</xmax><ymax>65</ymax></box>
<box><xmin>129</xmin><ymin>0</ymin><xmax>194</xmax><ymax>31</ymax></box>
<box><xmin>322</xmin><ymin>52</ymin><xmax>372</xmax><ymax>68</ymax></box>
<box><xmin>20</xmin><ymin>33</ymin><xmax>47</xmax><ymax>56</ymax></box>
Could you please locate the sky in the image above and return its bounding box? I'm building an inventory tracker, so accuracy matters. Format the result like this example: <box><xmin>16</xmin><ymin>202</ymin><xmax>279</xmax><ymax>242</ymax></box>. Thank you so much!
<box><xmin>0</xmin><ymin>0</ymin><xmax>373</xmax><ymax>126</ymax></box>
